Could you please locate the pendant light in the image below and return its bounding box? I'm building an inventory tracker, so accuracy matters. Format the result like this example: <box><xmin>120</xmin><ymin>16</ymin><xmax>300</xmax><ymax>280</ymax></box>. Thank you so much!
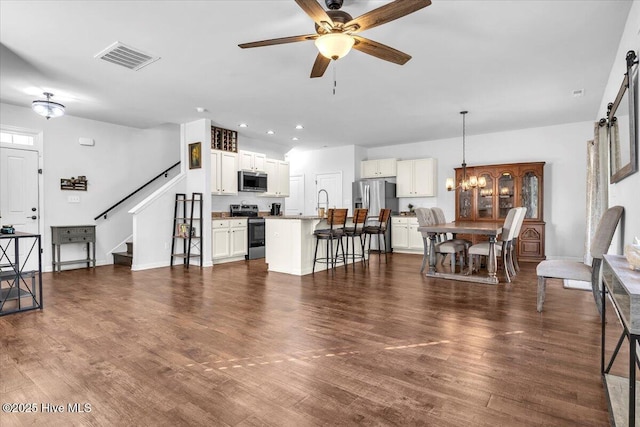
<box><xmin>32</xmin><ymin>92</ymin><xmax>65</xmax><ymax>120</ymax></box>
<box><xmin>446</xmin><ymin>111</ymin><xmax>485</xmax><ymax>191</ymax></box>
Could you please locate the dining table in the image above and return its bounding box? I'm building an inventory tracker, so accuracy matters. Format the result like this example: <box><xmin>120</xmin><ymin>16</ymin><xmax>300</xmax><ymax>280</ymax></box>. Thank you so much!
<box><xmin>417</xmin><ymin>221</ymin><xmax>503</xmax><ymax>285</ymax></box>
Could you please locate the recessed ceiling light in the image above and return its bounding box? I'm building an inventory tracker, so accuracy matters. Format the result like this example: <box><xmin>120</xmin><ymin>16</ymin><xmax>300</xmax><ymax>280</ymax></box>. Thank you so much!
<box><xmin>196</xmin><ymin>107</ymin><xmax>206</xmax><ymax>113</ymax></box>
<box><xmin>292</xmin><ymin>137</ymin><xmax>299</xmax><ymax>141</ymax></box>
<box><xmin>295</xmin><ymin>124</ymin><xmax>304</xmax><ymax>130</ymax></box>
<box><xmin>267</xmin><ymin>130</ymin><xmax>275</xmax><ymax>135</ymax></box>
<box><xmin>239</xmin><ymin>123</ymin><xmax>248</xmax><ymax>128</ymax></box>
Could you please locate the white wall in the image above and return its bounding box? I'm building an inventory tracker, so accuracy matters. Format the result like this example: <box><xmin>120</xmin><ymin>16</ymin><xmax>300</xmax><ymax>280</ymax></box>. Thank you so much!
<box><xmin>599</xmin><ymin>0</ymin><xmax>640</xmax><ymax>252</ymax></box>
<box><xmin>287</xmin><ymin>145</ymin><xmax>358</xmax><ymax>215</ymax></box>
<box><xmin>0</xmin><ymin>102</ymin><xmax>179</xmax><ymax>271</ymax></box>
<box><xmin>366</xmin><ymin>121</ymin><xmax>593</xmax><ymax>260</ymax></box>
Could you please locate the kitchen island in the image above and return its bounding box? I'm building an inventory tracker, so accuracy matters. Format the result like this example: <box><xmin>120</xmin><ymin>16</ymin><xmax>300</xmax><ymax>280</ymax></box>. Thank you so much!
<box><xmin>265</xmin><ymin>216</ymin><xmax>364</xmax><ymax>275</ymax></box>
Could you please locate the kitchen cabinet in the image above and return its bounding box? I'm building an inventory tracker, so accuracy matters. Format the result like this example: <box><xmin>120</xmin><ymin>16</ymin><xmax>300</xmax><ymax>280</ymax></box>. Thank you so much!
<box><xmin>391</xmin><ymin>216</ymin><xmax>423</xmax><ymax>253</ymax></box>
<box><xmin>453</xmin><ymin>161</ymin><xmax>545</xmax><ymax>262</ymax></box>
<box><xmin>361</xmin><ymin>158</ymin><xmax>397</xmax><ymax>178</ymax></box>
<box><xmin>212</xmin><ymin>218</ymin><xmax>247</xmax><ymax>263</ymax></box>
<box><xmin>238</xmin><ymin>150</ymin><xmax>266</xmax><ymax>172</ymax></box>
<box><xmin>396</xmin><ymin>158</ymin><xmax>437</xmax><ymax>197</ymax></box>
<box><xmin>211</xmin><ymin>150</ymin><xmax>238</xmax><ymax>195</ymax></box>
<box><xmin>262</xmin><ymin>158</ymin><xmax>290</xmax><ymax>197</ymax></box>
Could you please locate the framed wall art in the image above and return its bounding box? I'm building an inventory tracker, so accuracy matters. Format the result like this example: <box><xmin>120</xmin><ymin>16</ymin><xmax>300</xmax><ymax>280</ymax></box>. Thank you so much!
<box><xmin>189</xmin><ymin>142</ymin><xmax>202</xmax><ymax>170</ymax></box>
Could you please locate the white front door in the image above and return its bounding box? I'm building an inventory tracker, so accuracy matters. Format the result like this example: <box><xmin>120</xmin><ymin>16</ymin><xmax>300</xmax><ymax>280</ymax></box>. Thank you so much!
<box><xmin>0</xmin><ymin>147</ymin><xmax>40</xmax><ymax>269</ymax></box>
<box><xmin>286</xmin><ymin>175</ymin><xmax>305</xmax><ymax>215</ymax></box>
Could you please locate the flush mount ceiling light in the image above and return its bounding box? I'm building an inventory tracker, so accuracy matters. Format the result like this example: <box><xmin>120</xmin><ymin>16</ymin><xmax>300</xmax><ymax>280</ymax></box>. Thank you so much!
<box><xmin>314</xmin><ymin>32</ymin><xmax>355</xmax><ymax>60</ymax></box>
<box><xmin>32</xmin><ymin>92</ymin><xmax>65</xmax><ymax>120</ymax></box>
<box><xmin>239</xmin><ymin>123</ymin><xmax>248</xmax><ymax>128</ymax></box>
<box><xmin>267</xmin><ymin>130</ymin><xmax>275</xmax><ymax>135</ymax></box>
<box><xmin>295</xmin><ymin>124</ymin><xmax>304</xmax><ymax>130</ymax></box>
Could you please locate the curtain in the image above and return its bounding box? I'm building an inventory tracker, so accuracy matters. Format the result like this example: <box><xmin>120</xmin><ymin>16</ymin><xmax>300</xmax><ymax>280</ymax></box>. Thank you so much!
<box><xmin>584</xmin><ymin>120</ymin><xmax>609</xmax><ymax>265</ymax></box>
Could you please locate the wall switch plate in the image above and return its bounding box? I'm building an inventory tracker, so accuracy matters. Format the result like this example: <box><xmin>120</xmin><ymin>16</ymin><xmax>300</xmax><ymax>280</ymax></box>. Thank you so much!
<box><xmin>68</xmin><ymin>195</ymin><xmax>80</xmax><ymax>203</ymax></box>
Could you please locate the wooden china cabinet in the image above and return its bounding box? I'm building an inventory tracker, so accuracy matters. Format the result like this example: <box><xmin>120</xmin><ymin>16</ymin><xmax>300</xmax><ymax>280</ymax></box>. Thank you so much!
<box><xmin>454</xmin><ymin>161</ymin><xmax>545</xmax><ymax>262</ymax></box>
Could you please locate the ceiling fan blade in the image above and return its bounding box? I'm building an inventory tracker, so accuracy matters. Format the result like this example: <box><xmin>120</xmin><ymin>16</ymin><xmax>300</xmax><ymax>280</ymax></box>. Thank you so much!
<box><xmin>310</xmin><ymin>53</ymin><xmax>331</xmax><ymax>78</ymax></box>
<box><xmin>352</xmin><ymin>36</ymin><xmax>411</xmax><ymax>65</ymax></box>
<box><xmin>295</xmin><ymin>0</ymin><xmax>334</xmax><ymax>30</ymax></box>
<box><xmin>346</xmin><ymin>0</ymin><xmax>431</xmax><ymax>33</ymax></box>
<box><xmin>239</xmin><ymin>34</ymin><xmax>318</xmax><ymax>49</ymax></box>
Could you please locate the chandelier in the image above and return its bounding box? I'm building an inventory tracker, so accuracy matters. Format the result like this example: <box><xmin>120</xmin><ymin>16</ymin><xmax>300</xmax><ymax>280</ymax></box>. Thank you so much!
<box><xmin>32</xmin><ymin>92</ymin><xmax>65</xmax><ymax>120</ymax></box>
<box><xmin>446</xmin><ymin>111</ymin><xmax>486</xmax><ymax>191</ymax></box>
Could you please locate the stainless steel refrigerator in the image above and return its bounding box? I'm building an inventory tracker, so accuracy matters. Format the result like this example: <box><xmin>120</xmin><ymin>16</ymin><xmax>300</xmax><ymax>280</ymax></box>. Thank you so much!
<box><xmin>352</xmin><ymin>180</ymin><xmax>398</xmax><ymax>253</ymax></box>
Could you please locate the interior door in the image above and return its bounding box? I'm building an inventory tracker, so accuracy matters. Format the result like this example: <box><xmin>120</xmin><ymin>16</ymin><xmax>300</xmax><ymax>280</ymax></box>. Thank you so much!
<box><xmin>0</xmin><ymin>147</ymin><xmax>40</xmax><ymax>269</ymax></box>
<box><xmin>286</xmin><ymin>175</ymin><xmax>304</xmax><ymax>215</ymax></box>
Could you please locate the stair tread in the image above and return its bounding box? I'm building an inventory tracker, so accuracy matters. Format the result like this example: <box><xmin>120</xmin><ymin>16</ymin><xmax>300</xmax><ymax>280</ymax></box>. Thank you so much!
<box><xmin>113</xmin><ymin>252</ymin><xmax>132</xmax><ymax>258</ymax></box>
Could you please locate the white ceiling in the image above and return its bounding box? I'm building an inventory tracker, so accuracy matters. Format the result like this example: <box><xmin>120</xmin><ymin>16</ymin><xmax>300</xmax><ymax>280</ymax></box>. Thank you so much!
<box><xmin>0</xmin><ymin>0</ymin><xmax>633</xmax><ymax>150</ymax></box>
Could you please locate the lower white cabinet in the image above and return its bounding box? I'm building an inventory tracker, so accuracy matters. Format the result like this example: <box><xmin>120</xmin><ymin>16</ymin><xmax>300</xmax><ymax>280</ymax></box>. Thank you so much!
<box><xmin>391</xmin><ymin>217</ymin><xmax>424</xmax><ymax>253</ymax></box>
<box><xmin>212</xmin><ymin>219</ymin><xmax>247</xmax><ymax>263</ymax></box>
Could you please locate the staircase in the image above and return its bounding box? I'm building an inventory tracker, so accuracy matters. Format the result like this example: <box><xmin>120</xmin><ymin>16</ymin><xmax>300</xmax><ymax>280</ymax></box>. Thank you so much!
<box><xmin>113</xmin><ymin>242</ymin><xmax>133</xmax><ymax>266</ymax></box>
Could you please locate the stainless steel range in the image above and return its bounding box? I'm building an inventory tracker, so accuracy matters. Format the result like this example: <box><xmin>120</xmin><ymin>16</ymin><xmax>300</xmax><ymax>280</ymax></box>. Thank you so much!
<box><xmin>230</xmin><ymin>204</ymin><xmax>265</xmax><ymax>260</ymax></box>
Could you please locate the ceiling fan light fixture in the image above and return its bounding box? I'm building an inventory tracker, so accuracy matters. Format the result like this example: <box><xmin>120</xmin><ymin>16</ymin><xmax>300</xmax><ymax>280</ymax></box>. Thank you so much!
<box><xmin>314</xmin><ymin>33</ymin><xmax>354</xmax><ymax>60</ymax></box>
<box><xmin>32</xmin><ymin>92</ymin><xmax>65</xmax><ymax>120</ymax></box>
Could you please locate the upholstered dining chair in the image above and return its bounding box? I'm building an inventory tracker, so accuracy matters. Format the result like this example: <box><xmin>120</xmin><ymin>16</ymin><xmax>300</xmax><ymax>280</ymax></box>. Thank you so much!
<box><xmin>415</xmin><ymin>207</ymin><xmax>436</xmax><ymax>273</ymax></box>
<box><xmin>468</xmin><ymin>207</ymin><xmax>522</xmax><ymax>282</ymax></box>
<box><xmin>431</xmin><ymin>206</ymin><xmax>472</xmax><ymax>250</ymax></box>
<box><xmin>417</xmin><ymin>208</ymin><xmax>466</xmax><ymax>273</ymax></box>
<box><xmin>536</xmin><ymin>205</ymin><xmax>624</xmax><ymax>313</ymax></box>
<box><xmin>510</xmin><ymin>206</ymin><xmax>528</xmax><ymax>273</ymax></box>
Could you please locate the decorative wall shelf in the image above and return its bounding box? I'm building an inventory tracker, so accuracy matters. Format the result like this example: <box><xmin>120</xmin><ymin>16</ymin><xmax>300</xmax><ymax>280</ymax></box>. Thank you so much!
<box><xmin>211</xmin><ymin>126</ymin><xmax>238</xmax><ymax>152</ymax></box>
<box><xmin>60</xmin><ymin>176</ymin><xmax>87</xmax><ymax>191</ymax></box>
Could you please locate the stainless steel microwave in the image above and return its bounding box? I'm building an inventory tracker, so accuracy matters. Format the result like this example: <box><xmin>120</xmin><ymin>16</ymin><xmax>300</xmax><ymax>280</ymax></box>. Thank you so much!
<box><xmin>238</xmin><ymin>170</ymin><xmax>268</xmax><ymax>192</ymax></box>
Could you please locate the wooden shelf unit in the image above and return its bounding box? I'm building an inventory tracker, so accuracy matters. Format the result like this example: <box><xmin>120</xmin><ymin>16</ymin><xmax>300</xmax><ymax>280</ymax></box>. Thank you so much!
<box><xmin>453</xmin><ymin>161</ymin><xmax>545</xmax><ymax>262</ymax></box>
<box><xmin>170</xmin><ymin>193</ymin><xmax>203</xmax><ymax>268</ymax></box>
<box><xmin>211</xmin><ymin>126</ymin><xmax>238</xmax><ymax>152</ymax></box>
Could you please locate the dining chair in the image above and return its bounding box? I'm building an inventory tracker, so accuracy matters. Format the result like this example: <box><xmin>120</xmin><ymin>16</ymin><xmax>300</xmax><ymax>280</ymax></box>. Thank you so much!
<box><xmin>431</xmin><ymin>206</ymin><xmax>472</xmax><ymax>250</ymax></box>
<box><xmin>508</xmin><ymin>206</ymin><xmax>527</xmax><ymax>274</ymax></box>
<box><xmin>418</xmin><ymin>208</ymin><xmax>466</xmax><ymax>273</ymax></box>
<box><xmin>536</xmin><ymin>205</ymin><xmax>623</xmax><ymax>313</ymax></box>
<box><xmin>468</xmin><ymin>207</ymin><xmax>522</xmax><ymax>282</ymax></box>
<box><xmin>363</xmin><ymin>208</ymin><xmax>392</xmax><ymax>264</ymax></box>
<box><xmin>415</xmin><ymin>207</ymin><xmax>436</xmax><ymax>272</ymax></box>
<box><xmin>343</xmin><ymin>208</ymin><xmax>369</xmax><ymax>268</ymax></box>
<box><xmin>312</xmin><ymin>208</ymin><xmax>348</xmax><ymax>273</ymax></box>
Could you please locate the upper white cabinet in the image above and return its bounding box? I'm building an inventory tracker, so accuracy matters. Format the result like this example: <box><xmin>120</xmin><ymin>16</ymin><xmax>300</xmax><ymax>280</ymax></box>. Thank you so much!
<box><xmin>361</xmin><ymin>158</ymin><xmax>397</xmax><ymax>178</ymax></box>
<box><xmin>211</xmin><ymin>149</ymin><xmax>238</xmax><ymax>195</ymax></box>
<box><xmin>238</xmin><ymin>150</ymin><xmax>266</xmax><ymax>172</ymax></box>
<box><xmin>396</xmin><ymin>158</ymin><xmax>437</xmax><ymax>197</ymax></box>
<box><xmin>263</xmin><ymin>158</ymin><xmax>290</xmax><ymax>197</ymax></box>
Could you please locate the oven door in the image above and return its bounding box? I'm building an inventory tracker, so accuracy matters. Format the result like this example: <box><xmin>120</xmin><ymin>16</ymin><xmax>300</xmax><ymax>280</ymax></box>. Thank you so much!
<box><xmin>247</xmin><ymin>218</ymin><xmax>265</xmax><ymax>259</ymax></box>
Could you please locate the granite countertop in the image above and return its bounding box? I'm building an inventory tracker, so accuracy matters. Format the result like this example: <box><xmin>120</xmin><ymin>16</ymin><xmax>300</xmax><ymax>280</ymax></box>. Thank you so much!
<box><xmin>266</xmin><ymin>215</ymin><xmax>323</xmax><ymax>220</ymax></box>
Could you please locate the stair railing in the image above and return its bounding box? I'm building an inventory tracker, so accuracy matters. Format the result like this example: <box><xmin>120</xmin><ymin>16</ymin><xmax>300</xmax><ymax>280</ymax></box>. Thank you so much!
<box><xmin>94</xmin><ymin>161</ymin><xmax>180</xmax><ymax>220</ymax></box>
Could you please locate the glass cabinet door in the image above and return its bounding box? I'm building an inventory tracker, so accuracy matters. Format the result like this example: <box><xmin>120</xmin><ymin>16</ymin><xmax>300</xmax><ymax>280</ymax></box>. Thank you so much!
<box><xmin>476</xmin><ymin>173</ymin><xmax>494</xmax><ymax>219</ymax></box>
<box><xmin>520</xmin><ymin>167</ymin><xmax>542</xmax><ymax>220</ymax></box>
<box><xmin>455</xmin><ymin>169</ymin><xmax>473</xmax><ymax>220</ymax></box>
<box><xmin>497</xmin><ymin>172</ymin><xmax>515</xmax><ymax>219</ymax></box>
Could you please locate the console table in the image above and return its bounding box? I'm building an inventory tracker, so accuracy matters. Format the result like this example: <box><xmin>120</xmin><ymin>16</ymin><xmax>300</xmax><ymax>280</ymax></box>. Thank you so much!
<box><xmin>601</xmin><ymin>254</ymin><xmax>640</xmax><ymax>426</ymax></box>
<box><xmin>0</xmin><ymin>232</ymin><xmax>43</xmax><ymax>315</ymax></box>
<box><xmin>51</xmin><ymin>225</ymin><xmax>96</xmax><ymax>272</ymax></box>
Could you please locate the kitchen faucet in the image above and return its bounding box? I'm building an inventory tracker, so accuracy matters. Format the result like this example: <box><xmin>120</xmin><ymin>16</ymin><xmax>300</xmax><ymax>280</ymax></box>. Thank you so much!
<box><xmin>317</xmin><ymin>189</ymin><xmax>329</xmax><ymax>213</ymax></box>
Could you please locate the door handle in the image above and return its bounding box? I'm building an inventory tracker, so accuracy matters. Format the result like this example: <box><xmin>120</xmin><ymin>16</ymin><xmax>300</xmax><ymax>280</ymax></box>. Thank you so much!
<box><xmin>27</xmin><ymin>216</ymin><xmax>37</xmax><ymax>220</ymax></box>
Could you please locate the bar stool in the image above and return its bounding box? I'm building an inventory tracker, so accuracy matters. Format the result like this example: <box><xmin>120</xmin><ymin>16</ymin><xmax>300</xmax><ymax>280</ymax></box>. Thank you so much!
<box><xmin>343</xmin><ymin>208</ymin><xmax>368</xmax><ymax>269</ymax></box>
<box><xmin>363</xmin><ymin>208</ymin><xmax>392</xmax><ymax>264</ymax></box>
<box><xmin>312</xmin><ymin>208</ymin><xmax>348</xmax><ymax>273</ymax></box>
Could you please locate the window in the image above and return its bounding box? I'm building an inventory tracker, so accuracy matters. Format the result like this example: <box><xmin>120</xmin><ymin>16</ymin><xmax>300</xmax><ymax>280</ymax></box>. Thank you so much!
<box><xmin>0</xmin><ymin>131</ymin><xmax>35</xmax><ymax>146</ymax></box>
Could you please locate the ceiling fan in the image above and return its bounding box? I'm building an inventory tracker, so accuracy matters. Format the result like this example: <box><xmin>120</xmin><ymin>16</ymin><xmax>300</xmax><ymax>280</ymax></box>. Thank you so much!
<box><xmin>238</xmin><ymin>0</ymin><xmax>432</xmax><ymax>78</ymax></box>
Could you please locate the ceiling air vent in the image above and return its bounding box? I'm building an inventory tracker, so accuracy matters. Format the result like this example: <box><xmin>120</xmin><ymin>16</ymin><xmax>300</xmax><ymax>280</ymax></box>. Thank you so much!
<box><xmin>94</xmin><ymin>41</ymin><xmax>160</xmax><ymax>71</ymax></box>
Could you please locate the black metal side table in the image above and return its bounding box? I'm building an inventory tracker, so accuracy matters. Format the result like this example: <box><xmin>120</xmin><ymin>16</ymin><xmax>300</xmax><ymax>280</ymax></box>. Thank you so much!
<box><xmin>0</xmin><ymin>232</ymin><xmax>43</xmax><ymax>315</ymax></box>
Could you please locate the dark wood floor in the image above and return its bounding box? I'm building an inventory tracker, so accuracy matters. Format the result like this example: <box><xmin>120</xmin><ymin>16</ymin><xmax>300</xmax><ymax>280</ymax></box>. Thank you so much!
<box><xmin>0</xmin><ymin>253</ymin><xmax>625</xmax><ymax>426</ymax></box>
